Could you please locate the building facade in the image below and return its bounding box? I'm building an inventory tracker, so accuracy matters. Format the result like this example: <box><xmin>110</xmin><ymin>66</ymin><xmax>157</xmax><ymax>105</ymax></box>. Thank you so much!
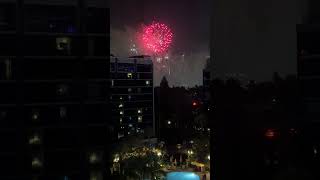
<box><xmin>297</xmin><ymin>24</ymin><xmax>320</xmax><ymax>177</ymax></box>
<box><xmin>110</xmin><ymin>55</ymin><xmax>154</xmax><ymax>139</ymax></box>
<box><xmin>0</xmin><ymin>0</ymin><xmax>110</xmax><ymax>179</ymax></box>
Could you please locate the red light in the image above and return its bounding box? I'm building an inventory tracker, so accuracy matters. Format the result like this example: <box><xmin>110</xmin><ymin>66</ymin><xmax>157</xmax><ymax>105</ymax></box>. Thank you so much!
<box><xmin>265</xmin><ymin>129</ymin><xmax>277</xmax><ymax>139</ymax></box>
<box><xmin>192</xmin><ymin>102</ymin><xmax>197</xmax><ymax>106</ymax></box>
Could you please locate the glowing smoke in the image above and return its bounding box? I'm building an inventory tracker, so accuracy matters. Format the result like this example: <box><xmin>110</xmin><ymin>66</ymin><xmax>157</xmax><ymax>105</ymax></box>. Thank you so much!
<box><xmin>111</xmin><ymin>26</ymin><xmax>207</xmax><ymax>87</ymax></box>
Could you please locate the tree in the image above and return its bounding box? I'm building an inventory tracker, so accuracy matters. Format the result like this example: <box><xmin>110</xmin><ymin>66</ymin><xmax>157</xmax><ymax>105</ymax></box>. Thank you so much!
<box><xmin>160</xmin><ymin>76</ymin><xmax>169</xmax><ymax>88</ymax></box>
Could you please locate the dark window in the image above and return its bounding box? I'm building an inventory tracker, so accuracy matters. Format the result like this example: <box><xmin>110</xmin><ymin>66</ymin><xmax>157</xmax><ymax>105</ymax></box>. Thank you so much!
<box><xmin>24</xmin><ymin>5</ymin><xmax>76</xmax><ymax>33</ymax></box>
<box><xmin>23</xmin><ymin>59</ymin><xmax>77</xmax><ymax>80</ymax></box>
<box><xmin>299</xmin><ymin>61</ymin><xmax>320</xmax><ymax>76</ymax></box>
<box><xmin>92</xmin><ymin>37</ymin><xmax>109</xmax><ymax>56</ymax></box>
<box><xmin>114</xmin><ymin>80</ymin><xmax>152</xmax><ymax>87</ymax></box>
<box><xmin>24</xmin><ymin>36</ymin><xmax>84</xmax><ymax>56</ymax></box>
<box><xmin>110</xmin><ymin>63</ymin><xmax>115</xmax><ymax>72</ymax></box>
<box><xmin>87</xmin><ymin>8</ymin><xmax>108</xmax><ymax>33</ymax></box>
<box><xmin>117</xmin><ymin>63</ymin><xmax>135</xmax><ymax>72</ymax></box>
<box><xmin>24</xmin><ymin>83</ymin><xmax>78</xmax><ymax>103</ymax></box>
<box><xmin>138</xmin><ymin>73</ymin><xmax>152</xmax><ymax>79</ymax></box>
<box><xmin>88</xmin><ymin>126</ymin><xmax>108</xmax><ymax>146</ymax></box>
<box><xmin>0</xmin><ymin>35</ymin><xmax>16</xmax><ymax>55</ymax></box>
<box><xmin>85</xmin><ymin>59</ymin><xmax>108</xmax><ymax>78</ymax></box>
<box><xmin>0</xmin><ymin>83</ymin><xmax>16</xmax><ymax>104</ymax></box>
<box><xmin>298</xmin><ymin>31</ymin><xmax>320</xmax><ymax>54</ymax></box>
<box><xmin>87</xmin><ymin>82</ymin><xmax>108</xmax><ymax>100</ymax></box>
<box><xmin>301</xmin><ymin>79</ymin><xmax>320</xmax><ymax>97</ymax></box>
<box><xmin>137</xmin><ymin>64</ymin><xmax>152</xmax><ymax>72</ymax></box>
<box><xmin>45</xmin><ymin>151</ymin><xmax>82</xmax><ymax>172</ymax></box>
<box><xmin>0</xmin><ymin>4</ymin><xmax>16</xmax><ymax>31</ymax></box>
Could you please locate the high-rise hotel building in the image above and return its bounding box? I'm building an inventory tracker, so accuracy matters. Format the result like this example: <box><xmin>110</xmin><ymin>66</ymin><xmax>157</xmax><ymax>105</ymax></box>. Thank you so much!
<box><xmin>110</xmin><ymin>55</ymin><xmax>154</xmax><ymax>139</ymax></box>
<box><xmin>0</xmin><ymin>0</ymin><xmax>110</xmax><ymax>179</ymax></box>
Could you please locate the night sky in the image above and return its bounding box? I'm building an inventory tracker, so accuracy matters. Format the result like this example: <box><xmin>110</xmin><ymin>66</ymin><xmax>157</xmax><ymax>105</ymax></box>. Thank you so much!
<box><xmin>110</xmin><ymin>0</ymin><xmax>211</xmax><ymax>87</ymax></box>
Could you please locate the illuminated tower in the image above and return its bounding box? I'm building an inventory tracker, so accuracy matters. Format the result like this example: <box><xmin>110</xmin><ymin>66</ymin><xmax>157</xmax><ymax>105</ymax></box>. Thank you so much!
<box><xmin>110</xmin><ymin>55</ymin><xmax>154</xmax><ymax>139</ymax></box>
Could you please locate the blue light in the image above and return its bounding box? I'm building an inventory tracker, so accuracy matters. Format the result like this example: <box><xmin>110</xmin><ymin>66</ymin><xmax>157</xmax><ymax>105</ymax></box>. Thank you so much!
<box><xmin>166</xmin><ymin>172</ymin><xmax>200</xmax><ymax>180</ymax></box>
<box><xmin>67</xmin><ymin>25</ymin><xmax>75</xmax><ymax>33</ymax></box>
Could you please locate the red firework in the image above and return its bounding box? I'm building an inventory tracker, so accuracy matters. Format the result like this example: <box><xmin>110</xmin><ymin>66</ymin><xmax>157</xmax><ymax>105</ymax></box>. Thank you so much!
<box><xmin>141</xmin><ymin>22</ymin><xmax>173</xmax><ymax>54</ymax></box>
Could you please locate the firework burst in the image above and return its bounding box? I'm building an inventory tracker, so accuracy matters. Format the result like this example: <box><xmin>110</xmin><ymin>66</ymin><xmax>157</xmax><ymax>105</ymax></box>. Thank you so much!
<box><xmin>141</xmin><ymin>22</ymin><xmax>173</xmax><ymax>54</ymax></box>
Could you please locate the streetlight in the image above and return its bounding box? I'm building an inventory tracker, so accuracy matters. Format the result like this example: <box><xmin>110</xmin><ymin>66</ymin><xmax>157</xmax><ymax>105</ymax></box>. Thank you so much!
<box><xmin>207</xmin><ymin>155</ymin><xmax>210</xmax><ymax>160</ymax></box>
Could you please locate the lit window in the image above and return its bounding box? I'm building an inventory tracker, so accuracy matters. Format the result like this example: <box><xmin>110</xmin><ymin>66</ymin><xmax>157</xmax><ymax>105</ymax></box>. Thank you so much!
<box><xmin>119</xmin><ymin>104</ymin><xmax>124</xmax><ymax>108</ymax></box>
<box><xmin>90</xmin><ymin>171</ymin><xmax>103</xmax><ymax>180</ymax></box>
<box><xmin>59</xmin><ymin>107</ymin><xmax>67</xmax><ymax>118</ymax></box>
<box><xmin>146</xmin><ymin>81</ymin><xmax>150</xmax><ymax>86</ymax></box>
<box><xmin>119</xmin><ymin>118</ymin><xmax>123</xmax><ymax>124</ymax></box>
<box><xmin>167</xmin><ymin>120</ymin><xmax>171</xmax><ymax>125</ymax></box>
<box><xmin>129</xmin><ymin>124</ymin><xmax>133</xmax><ymax>127</ymax></box>
<box><xmin>56</xmin><ymin>84</ymin><xmax>68</xmax><ymax>96</ymax></box>
<box><xmin>120</xmin><ymin>96</ymin><xmax>123</xmax><ymax>100</ymax></box>
<box><xmin>128</xmin><ymin>132</ymin><xmax>131</xmax><ymax>135</ymax></box>
<box><xmin>138</xmin><ymin>116</ymin><xmax>143</xmax><ymax>123</ymax></box>
<box><xmin>89</xmin><ymin>152</ymin><xmax>100</xmax><ymax>164</ymax></box>
<box><xmin>118</xmin><ymin>133</ymin><xmax>124</xmax><ymax>139</ymax></box>
<box><xmin>119</xmin><ymin>111</ymin><xmax>124</xmax><ymax>115</ymax></box>
<box><xmin>32</xmin><ymin>157</ymin><xmax>42</xmax><ymax>168</ymax></box>
<box><xmin>137</xmin><ymin>109</ymin><xmax>142</xmax><ymax>114</ymax></box>
<box><xmin>128</xmin><ymin>95</ymin><xmax>131</xmax><ymax>100</ymax></box>
<box><xmin>128</xmin><ymin>88</ymin><xmax>132</xmax><ymax>92</ymax></box>
<box><xmin>56</xmin><ymin>37</ymin><xmax>71</xmax><ymax>54</ymax></box>
<box><xmin>127</xmin><ymin>73</ymin><xmax>133</xmax><ymax>79</ymax></box>
<box><xmin>31</xmin><ymin>110</ymin><xmax>40</xmax><ymax>121</ymax></box>
<box><xmin>111</xmin><ymin>80</ymin><xmax>114</xmax><ymax>87</ymax></box>
<box><xmin>137</xmin><ymin>88</ymin><xmax>142</xmax><ymax>93</ymax></box>
<box><xmin>0</xmin><ymin>59</ymin><xmax>12</xmax><ymax>80</ymax></box>
<box><xmin>29</xmin><ymin>134</ymin><xmax>41</xmax><ymax>145</ymax></box>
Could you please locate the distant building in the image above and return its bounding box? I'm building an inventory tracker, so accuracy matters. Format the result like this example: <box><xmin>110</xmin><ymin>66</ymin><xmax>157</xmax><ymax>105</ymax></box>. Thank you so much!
<box><xmin>110</xmin><ymin>55</ymin><xmax>154</xmax><ymax>139</ymax></box>
<box><xmin>203</xmin><ymin>58</ymin><xmax>211</xmax><ymax>108</ymax></box>
<box><xmin>0</xmin><ymin>0</ymin><xmax>110</xmax><ymax>179</ymax></box>
<box><xmin>297</xmin><ymin>24</ymin><xmax>320</xmax><ymax>176</ymax></box>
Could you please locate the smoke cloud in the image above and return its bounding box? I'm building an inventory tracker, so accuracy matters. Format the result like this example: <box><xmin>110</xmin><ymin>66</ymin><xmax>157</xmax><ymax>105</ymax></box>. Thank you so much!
<box><xmin>111</xmin><ymin>26</ymin><xmax>208</xmax><ymax>87</ymax></box>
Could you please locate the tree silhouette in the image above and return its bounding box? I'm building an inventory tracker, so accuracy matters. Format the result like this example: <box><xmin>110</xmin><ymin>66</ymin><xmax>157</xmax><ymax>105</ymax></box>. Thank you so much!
<box><xmin>160</xmin><ymin>76</ymin><xmax>169</xmax><ymax>88</ymax></box>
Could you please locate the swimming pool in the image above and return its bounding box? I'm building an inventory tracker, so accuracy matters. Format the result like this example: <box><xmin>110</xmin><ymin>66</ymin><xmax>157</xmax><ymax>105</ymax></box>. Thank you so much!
<box><xmin>166</xmin><ymin>172</ymin><xmax>200</xmax><ymax>180</ymax></box>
